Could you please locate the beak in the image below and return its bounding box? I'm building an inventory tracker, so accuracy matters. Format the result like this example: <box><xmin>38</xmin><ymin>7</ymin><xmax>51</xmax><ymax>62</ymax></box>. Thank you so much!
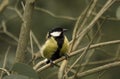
<box><xmin>63</xmin><ymin>29</ymin><xmax>68</xmax><ymax>32</ymax></box>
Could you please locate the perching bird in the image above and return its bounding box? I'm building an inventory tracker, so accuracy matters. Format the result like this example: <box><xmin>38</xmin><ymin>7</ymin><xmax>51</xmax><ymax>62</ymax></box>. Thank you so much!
<box><xmin>41</xmin><ymin>27</ymin><xmax>69</xmax><ymax>63</ymax></box>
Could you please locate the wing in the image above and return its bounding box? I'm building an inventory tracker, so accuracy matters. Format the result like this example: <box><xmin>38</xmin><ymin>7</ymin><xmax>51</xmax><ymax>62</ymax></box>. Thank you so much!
<box><xmin>60</xmin><ymin>36</ymin><xmax>69</xmax><ymax>55</ymax></box>
<box><xmin>41</xmin><ymin>37</ymin><xmax>58</xmax><ymax>59</ymax></box>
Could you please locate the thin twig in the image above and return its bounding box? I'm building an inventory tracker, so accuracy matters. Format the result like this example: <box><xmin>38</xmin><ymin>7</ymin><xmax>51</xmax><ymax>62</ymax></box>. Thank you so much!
<box><xmin>35</xmin><ymin>7</ymin><xmax>77</xmax><ymax>21</ymax></box>
<box><xmin>74</xmin><ymin>58</ymin><xmax>118</xmax><ymax>67</ymax></box>
<box><xmin>78</xmin><ymin>17</ymin><xmax>107</xmax><ymax>73</ymax></box>
<box><xmin>76</xmin><ymin>61</ymin><xmax>120</xmax><ymax>78</ymax></box>
<box><xmin>68</xmin><ymin>0</ymin><xmax>100</xmax><ymax>74</ymax></box>
<box><xmin>71</xmin><ymin>40</ymin><xmax>120</xmax><ymax>57</ymax></box>
<box><xmin>73</xmin><ymin>22</ymin><xmax>101</xmax><ymax>78</ymax></box>
<box><xmin>7</xmin><ymin>7</ymin><xmax>23</xmax><ymax>21</ymax></box>
<box><xmin>1</xmin><ymin>21</ymin><xmax>18</xmax><ymax>42</ymax></box>
<box><xmin>92</xmin><ymin>12</ymin><xmax>120</xmax><ymax>21</ymax></box>
<box><xmin>30</xmin><ymin>31</ymin><xmax>34</xmax><ymax>58</ymax></box>
<box><xmin>77</xmin><ymin>0</ymin><xmax>98</xmax><ymax>34</ymax></box>
<box><xmin>69</xmin><ymin>4</ymin><xmax>96</xmax><ymax>70</ymax></box>
<box><xmin>30</xmin><ymin>31</ymin><xmax>41</xmax><ymax>50</ymax></box>
<box><xmin>0</xmin><ymin>46</ymin><xmax>10</xmax><ymax>78</ymax></box>
<box><xmin>1</xmin><ymin>21</ymin><xmax>33</xmax><ymax>54</ymax></box>
<box><xmin>0</xmin><ymin>68</ymin><xmax>10</xmax><ymax>76</ymax></box>
<box><xmin>70</xmin><ymin>0</ymin><xmax>93</xmax><ymax>52</ymax></box>
<box><xmin>21</xmin><ymin>1</ymin><xmax>25</xmax><ymax>11</ymax></box>
<box><xmin>73</xmin><ymin>0</ymin><xmax>116</xmax><ymax>50</ymax></box>
<box><xmin>2</xmin><ymin>47</ymin><xmax>10</xmax><ymax>68</ymax></box>
<box><xmin>29</xmin><ymin>31</ymin><xmax>42</xmax><ymax>63</ymax></box>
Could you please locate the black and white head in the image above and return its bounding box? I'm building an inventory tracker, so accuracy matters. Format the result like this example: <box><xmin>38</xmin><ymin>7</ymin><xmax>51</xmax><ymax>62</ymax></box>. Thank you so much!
<box><xmin>48</xmin><ymin>27</ymin><xmax>67</xmax><ymax>38</ymax></box>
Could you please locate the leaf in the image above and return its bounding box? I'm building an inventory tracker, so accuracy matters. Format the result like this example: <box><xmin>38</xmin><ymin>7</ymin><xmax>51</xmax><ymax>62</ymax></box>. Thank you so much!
<box><xmin>12</xmin><ymin>62</ymin><xmax>39</xmax><ymax>79</ymax></box>
<box><xmin>3</xmin><ymin>74</ymin><xmax>29</xmax><ymax>79</ymax></box>
<box><xmin>116</xmin><ymin>6</ymin><xmax>120</xmax><ymax>20</ymax></box>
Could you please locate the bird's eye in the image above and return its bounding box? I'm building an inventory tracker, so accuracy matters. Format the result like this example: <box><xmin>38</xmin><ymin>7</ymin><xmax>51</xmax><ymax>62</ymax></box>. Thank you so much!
<box><xmin>50</xmin><ymin>31</ymin><xmax>61</xmax><ymax>37</ymax></box>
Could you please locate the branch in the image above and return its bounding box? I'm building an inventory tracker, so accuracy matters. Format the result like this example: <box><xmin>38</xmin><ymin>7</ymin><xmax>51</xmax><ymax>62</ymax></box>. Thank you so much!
<box><xmin>77</xmin><ymin>18</ymin><xmax>106</xmax><ymax>73</ymax></box>
<box><xmin>75</xmin><ymin>58</ymin><xmax>118</xmax><ymax>67</ymax></box>
<box><xmin>58</xmin><ymin>60</ymin><xmax>68</xmax><ymax>79</ymax></box>
<box><xmin>58</xmin><ymin>2</ymin><xmax>95</xmax><ymax>77</ymax></box>
<box><xmin>69</xmin><ymin>0</ymin><xmax>93</xmax><ymax>52</ymax></box>
<box><xmin>7</xmin><ymin>7</ymin><xmax>23</xmax><ymax>21</ymax></box>
<box><xmin>30</xmin><ymin>31</ymin><xmax>41</xmax><ymax>50</ymax></box>
<box><xmin>0</xmin><ymin>21</ymin><xmax>33</xmax><ymax>54</ymax></box>
<box><xmin>0</xmin><ymin>0</ymin><xmax>9</xmax><ymax>12</ymax></box>
<box><xmin>77</xmin><ymin>0</ymin><xmax>98</xmax><ymax>34</ymax></box>
<box><xmin>71</xmin><ymin>40</ymin><xmax>120</xmax><ymax>57</ymax></box>
<box><xmin>15</xmin><ymin>0</ymin><xmax>35</xmax><ymax>63</ymax></box>
<box><xmin>92</xmin><ymin>12</ymin><xmax>120</xmax><ymax>21</ymax></box>
<box><xmin>76</xmin><ymin>61</ymin><xmax>120</xmax><ymax>78</ymax></box>
<box><xmin>0</xmin><ymin>46</ymin><xmax>10</xmax><ymax>78</ymax></box>
<box><xmin>72</xmin><ymin>0</ymin><xmax>116</xmax><ymax>50</ymax></box>
<box><xmin>69</xmin><ymin>23</ymin><xmax>101</xmax><ymax>78</ymax></box>
<box><xmin>35</xmin><ymin>40</ymin><xmax>120</xmax><ymax>72</ymax></box>
<box><xmin>0</xmin><ymin>68</ymin><xmax>10</xmax><ymax>76</ymax></box>
<box><xmin>1</xmin><ymin>21</ymin><xmax>18</xmax><ymax>42</ymax></box>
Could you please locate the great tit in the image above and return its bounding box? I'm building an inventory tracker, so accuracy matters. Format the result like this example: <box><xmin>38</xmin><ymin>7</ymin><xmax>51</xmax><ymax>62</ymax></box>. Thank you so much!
<box><xmin>41</xmin><ymin>27</ymin><xmax>69</xmax><ymax>63</ymax></box>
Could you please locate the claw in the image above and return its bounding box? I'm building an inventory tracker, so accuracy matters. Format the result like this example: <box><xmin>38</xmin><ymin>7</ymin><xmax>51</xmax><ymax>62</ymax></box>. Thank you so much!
<box><xmin>64</xmin><ymin>53</ymin><xmax>69</xmax><ymax>60</ymax></box>
<box><xmin>46</xmin><ymin>59</ymin><xmax>60</xmax><ymax>67</ymax></box>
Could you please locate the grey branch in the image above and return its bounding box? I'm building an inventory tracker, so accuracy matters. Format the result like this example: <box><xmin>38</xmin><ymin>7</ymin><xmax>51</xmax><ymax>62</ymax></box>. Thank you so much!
<box><xmin>15</xmin><ymin>0</ymin><xmax>35</xmax><ymax>63</ymax></box>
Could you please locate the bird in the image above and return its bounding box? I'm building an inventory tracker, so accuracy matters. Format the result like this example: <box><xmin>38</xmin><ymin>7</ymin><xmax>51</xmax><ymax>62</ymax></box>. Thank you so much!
<box><xmin>41</xmin><ymin>27</ymin><xmax>69</xmax><ymax>64</ymax></box>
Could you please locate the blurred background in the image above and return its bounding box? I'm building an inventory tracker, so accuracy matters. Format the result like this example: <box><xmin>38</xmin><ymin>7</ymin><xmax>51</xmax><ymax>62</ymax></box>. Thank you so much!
<box><xmin>0</xmin><ymin>0</ymin><xmax>120</xmax><ymax>79</ymax></box>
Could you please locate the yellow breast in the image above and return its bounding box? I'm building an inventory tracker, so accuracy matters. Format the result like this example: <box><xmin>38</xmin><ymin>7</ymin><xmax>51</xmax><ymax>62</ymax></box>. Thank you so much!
<box><xmin>41</xmin><ymin>37</ymin><xmax>58</xmax><ymax>59</ymax></box>
<box><xmin>41</xmin><ymin>36</ymin><xmax>69</xmax><ymax>59</ymax></box>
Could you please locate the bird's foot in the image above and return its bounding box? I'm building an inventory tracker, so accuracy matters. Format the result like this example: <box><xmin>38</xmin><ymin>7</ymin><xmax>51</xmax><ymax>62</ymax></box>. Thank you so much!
<box><xmin>64</xmin><ymin>53</ymin><xmax>69</xmax><ymax>60</ymax></box>
<box><xmin>46</xmin><ymin>59</ymin><xmax>60</xmax><ymax>67</ymax></box>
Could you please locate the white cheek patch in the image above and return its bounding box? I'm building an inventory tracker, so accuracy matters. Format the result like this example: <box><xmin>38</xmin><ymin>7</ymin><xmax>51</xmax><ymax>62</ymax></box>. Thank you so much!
<box><xmin>50</xmin><ymin>32</ymin><xmax>61</xmax><ymax>37</ymax></box>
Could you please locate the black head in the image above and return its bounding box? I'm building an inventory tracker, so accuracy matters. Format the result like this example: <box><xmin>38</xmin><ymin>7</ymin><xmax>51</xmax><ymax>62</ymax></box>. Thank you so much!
<box><xmin>48</xmin><ymin>27</ymin><xmax>67</xmax><ymax>38</ymax></box>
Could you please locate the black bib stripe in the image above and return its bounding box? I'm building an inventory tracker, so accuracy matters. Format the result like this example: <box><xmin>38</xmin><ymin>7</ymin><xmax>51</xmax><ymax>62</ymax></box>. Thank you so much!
<box><xmin>46</xmin><ymin>35</ymin><xmax>64</xmax><ymax>63</ymax></box>
<box><xmin>51</xmin><ymin>35</ymin><xmax>64</xmax><ymax>60</ymax></box>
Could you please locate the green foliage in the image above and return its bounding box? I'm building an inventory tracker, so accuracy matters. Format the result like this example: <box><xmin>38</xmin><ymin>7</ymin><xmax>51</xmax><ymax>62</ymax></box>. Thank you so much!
<box><xmin>3</xmin><ymin>74</ymin><xmax>29</xmax><ymax>79</ymax></box>
<box><xmin>12</xmin><ymin>63</ymin><xmax>39</xmax><ymax>79</ymax></box>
